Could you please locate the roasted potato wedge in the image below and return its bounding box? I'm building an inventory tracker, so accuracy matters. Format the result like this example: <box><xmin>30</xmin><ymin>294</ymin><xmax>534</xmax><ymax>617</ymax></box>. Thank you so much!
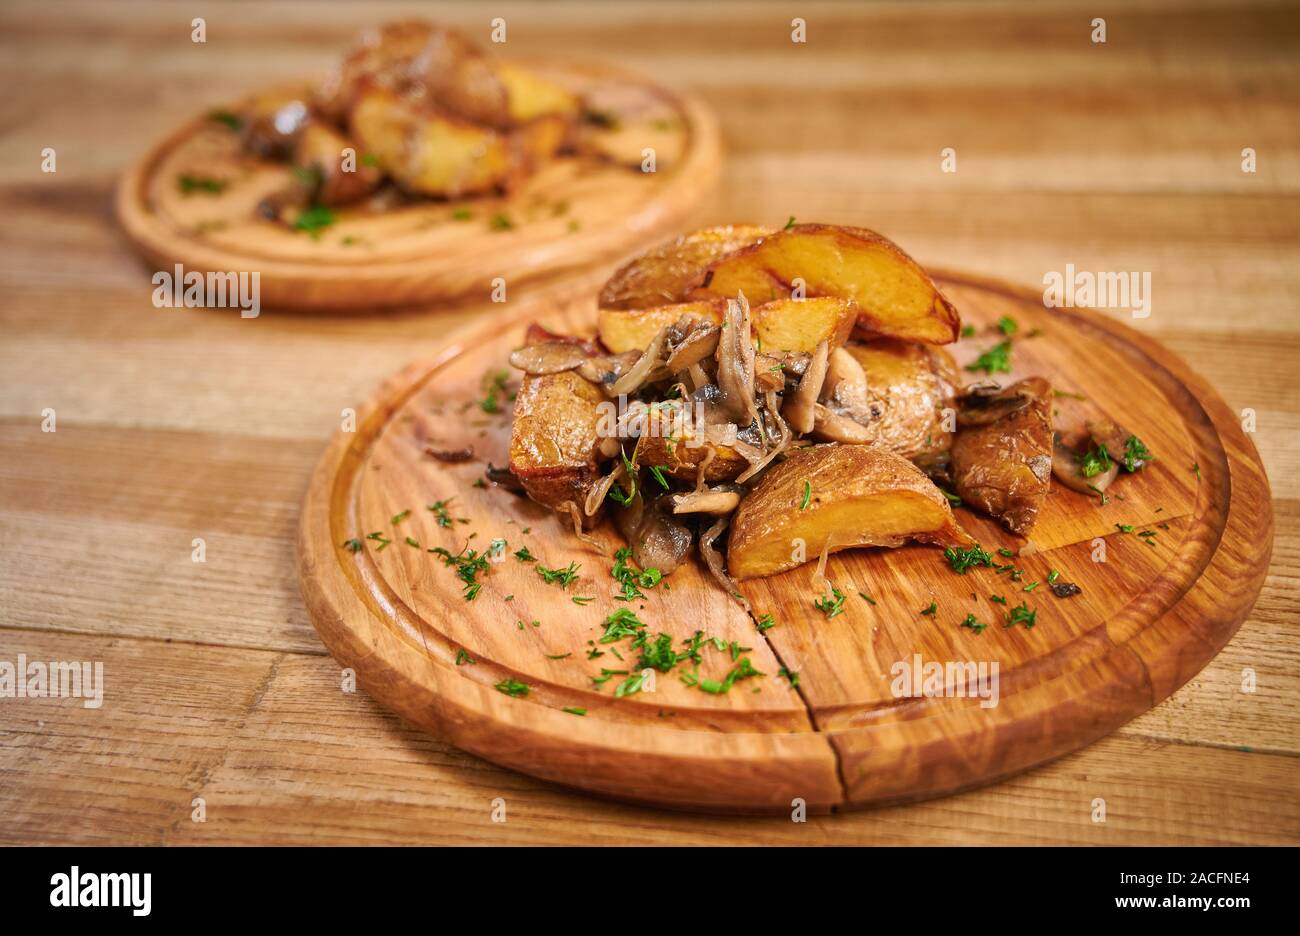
<box><xmin>695</xmin><ymin>224</ymin><xmax>961</xmax><ymax>345</ymax></box>
<box><xmin>497</xmin><ymin>62</ymin><xmax>580</xmax><ymax>122</ymax></box>
<box><xmin>597</xmin><ymin>300</ymin><xmax>726</xmax><ymax>353</ymax></box>
<box><xmin>950</xmin><ymin>377</ymin><xmax>1053</xmax><ymax>535</ymax></box>
<box><xmin>843</xmin><ymin>340</ymin><xmax>959</xmax><ymax>463</ymax></box>
<box><xmin>599</xmin><ymin>225</ymin><xmax>772</xmax><ymax>310</ymax></box>
<box><xmin>751</xmin><ymin>297</ymin><xmax>857</xmax><ymax>354</ymax></box>
<box><xmin>727</xmin><ymin>444</ymin><xmax>974</xmax><ymax>580</ymax></box>
<box><xmin>509</xmin><ymin>369</ymin><xmax>607</xmax><ymax>520</ymax></box>
<box><xmin>350</xmin><ymin>87</ymin><xmax>511</xmax><ymax>197</ymax></box>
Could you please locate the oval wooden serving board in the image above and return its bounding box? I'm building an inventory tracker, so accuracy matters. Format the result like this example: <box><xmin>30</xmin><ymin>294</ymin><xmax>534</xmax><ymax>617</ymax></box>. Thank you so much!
<box><xmin>116</xmin><ymin>64</ymin><xmax>720</xmax><ymax>311</ymax></box>
<box><xmin>298</xmin><ymin>273</ymin><xmax>1272</xmax><ymax>813</ymax></box>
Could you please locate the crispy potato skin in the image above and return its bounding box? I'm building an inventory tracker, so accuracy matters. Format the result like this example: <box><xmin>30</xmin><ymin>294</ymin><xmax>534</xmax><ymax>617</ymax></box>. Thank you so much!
<box><xmin>950</xmin><ymin>377</ymin><xmax>1053</xmax><ymax>535</ymax></box>
<box><xmin>350</xmin><ymin>87</ymin><xmax>511</xmax><ymax>197</ymax></box>
<box><xmin>509</xmin><ymin>370</ymin><xmax>606</xmax><ymax>516</ymax></box>
<box><xmin>752</xmin><ymin>297</ymin><xmax>856</xmax><ymax>354</ymax></box>
<box><xmin>695</xmin><ymin>224</ymin><xmax>961</xmax><ymax>345</ymax></box>
<box><xmin>599</xmin><ymin>225</ymin><xmax>772</xmax><ymax>310</ymax></box>
<box><xmin>597</xmin><ymin>300</ymin><xmax>726</xmax><ymax>353</ymax></box>
<box><xmin>727</xmin><ymin>445</ymin><xmax>973</xmax><ymax>580</ymax></box>
<box><xmin>844</xmin><ymin>340</ymin><xmax>959</xmax><ymax>463</ymax></box>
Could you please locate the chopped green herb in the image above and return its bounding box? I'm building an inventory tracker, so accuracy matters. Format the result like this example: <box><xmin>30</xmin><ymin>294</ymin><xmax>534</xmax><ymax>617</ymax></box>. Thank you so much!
<box><xmin>404</xmin><ymin>536</ymin><xmax>420</xmax><ymax>548</ymax></box>
<box><xmin>1123</xmin><ymin>435</ymin><xmax>1154</xmax><ymax>472</ymax></box>
<box><xmin>777</xmin><ymin>667</ymin><xmax>800</xmax><ymax>688</ymax></box>
<box><xmin>965</xmin><ymin>341</ymin><xmax>1012</xmax><ymax>375</ymax></box>
<box><xmin>365</xmin><ymin>531</ymin><xmax>392</xmax><ymax>551</ymax></box>
<box><xmin>494</xmin><ymin>679</ymin><xmax>529</xmax><ymax>698</ymax></box>
<box><xmin>451</xmin><ymin>207</ymin><xmax>473</xmax><ymax>221</ymax></box>
<box><xmin>858</xmin><ymin>592</ymin><xmax>877</xmax><ymax>606</ymax></box>
<box><xmin>488</xmin><ymin>212</ymin><xmax>514</xmax><ymax>231</ymax></box>
<box><xmin>1005</xmin><ymin>602</ymin><xmax>1036</xmax><ymax>629</ymax></box>
<box><xmin>920</xmin><ymin>600</ymin><xmax>937</xmax><ymax>617</ymax></box>
<box><xmin>944</xmin><ymin>543</ymin><xmax>993</xmax><ymax>574</ymax></box>
<box><xmin>562</xmin><ymin>706</ymin><xmax>587</xmax><ymax>716</ymax></box>
<box><xmin>648</xmin><ymin>464</ymin><xmax>671</xmax><ymax>490</ymax></box>
<box><xmin>756</xmin><ymin>613</ymin><xmax>777</xmax><ymax>633</ymax></box>
<box><xmin>293</xmin><ymin>203</ymin><xmax>336</xmax><ymax>236</ymax></box>
<box><xmin>454</xmin><ymin>649</ymin><xmax>475</xmax><ymax>666</ymax></box>
<box><xmin>1047</xmin><ymin>569</ymin><xmax>1060</xmax><ymax>583</ymax></box>
<box><xmin>427</xmin><ymin>498</ymin><xmax>461</xmax><ymax>527</ymax></box>
<box><xmin>783</xmin><ymin>216</ymin><xmax>797</xmax><ymax>230</ymax></box>
<box><xmin>813</xmin><ymin>586</ymin><xmax>846</xmax><ymax>619</ymax></box>
<box><xmin>390</xmin><ymin>509</ymin><xmax>410</xmax><ymax>525</ymax></box>
<box><xmin>537</xmin><ymin>561</ymin><xmax>580</xmax><ymax>589</ymax></box>
<box><xmin>178</xmin><ymin>174</ymin><xmax>227</xmax><ymax>195</ymax></box>
<box><xmin>1023</xmin><ymin>581</ymin><xmax>1040</xmax><ymax>592</ymax></box>
<box><xmin>1115</xmin><ymin>523</ymin><xmax>1134</xmax><ymax>534</ymax></box>
<box><xmin>209</xmin><ymin>110</ymin><xmax>243</xmax><ymax>130</ymax></box>
<box><xmin>960</xmin><ymin>613</ymin><xmax>987</xmax><ymax>634</ymax></box>
<box><xmin>990</xmin><ymin>594</ymin><xmax>1007</xmax><ymax>605</ymax></box>
<box><xmin>572</xmin><ymin>595</ymin><xmax>595</xmax><ymax>605</ymax></box>
<box><xmin>479</xmin><ymin>369</ymin><xmax>511</xmax><ymax>414</ymax></box>
<box><xmin>514</xmin><ymin>546</ymin><xmax>536</xmax><ymax>562</ymax></box>
<box><xmin>341</xmin><ymin>538</ymin><xmax>362</xmax><ymax>553</ymax></box>
<box><xmin>997</xmin><ymin>547</ymin><xmax>1015</xmax><ymax>558</ymax></box>
<box><xmin>1078</xmin><ymin>444</ymin><xmax>1112</xmax><ymax>478</ymax></box>
<box><xmin>800</xmin><ymin>480</ymin><xmax>812</xmax><ymax>510</ymax></box>
<box><xmin>960</xmin><ymin>325</ymin><xmax>976</xmax><ymax>338</ymax></box>
<box><xmin>996</xmin><ymin>315</ymin><xmax>1019</xmax><ymax>336</ymax></box>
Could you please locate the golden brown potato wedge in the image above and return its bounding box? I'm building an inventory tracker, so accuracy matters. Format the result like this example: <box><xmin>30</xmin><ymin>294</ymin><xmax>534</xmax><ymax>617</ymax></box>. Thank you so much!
<box><xmin>751</xmin><ymin>297</ymin><xmax>857</xmax><ymax>354</ymax></box>
<box><xmin>843</xmin><ymin>340</ymin><xmax>959</xmax><ymax>463</ymax></box>
<box><xmin>597</xmin><ymin>300</ymin><xmax>726</xmax><ymax>353</ymax></box>
<box><xmin>497</xmin><ymin>62</ymin><xmax>581</xmax><ymax>122</ymax></box>
<box><xmin>350</xmin><ymin>87</ymin><xmax>511</xmax><ymax>197</ymax></box>
<box><xmin>950</xmin><ymin>377</ymin><xmax>1053</xmax><ymax>535</ymax></box>
<box><xmin>599</xmin><ymin>225</ymin><xmax>772</xmax><ymax>310</ymax></box>
<box><xmin>727</xmin><ymin>444</ymin><xmax>974</xmax><ymax>580</ymax></box>
<box><xmin>695</xmin><ymin>224</ymin><xmax>961</xmax><ymax>345</ymax></box>
<box><xmin>509</xmin><ymin>369</ymin><xmax>607</xmax><ymax>519</ymax></box>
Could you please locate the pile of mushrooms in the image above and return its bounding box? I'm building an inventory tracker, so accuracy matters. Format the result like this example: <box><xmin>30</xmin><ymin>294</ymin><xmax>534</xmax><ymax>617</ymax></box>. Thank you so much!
<box><xmin>506</xmin><ymin>295</ymin><xmax>882</xmax><ymax>591</ymax></box>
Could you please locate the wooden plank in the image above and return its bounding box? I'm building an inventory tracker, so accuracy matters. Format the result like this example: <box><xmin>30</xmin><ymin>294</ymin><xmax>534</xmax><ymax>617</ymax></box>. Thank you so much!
<box><xmin>1</xmin><ymin>629</ymin><xmax>1295</xmax><ymax>845</ymax></box>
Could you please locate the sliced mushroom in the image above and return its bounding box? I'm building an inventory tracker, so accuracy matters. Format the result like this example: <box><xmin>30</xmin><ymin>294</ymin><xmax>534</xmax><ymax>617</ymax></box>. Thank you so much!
<box><xmin>812</xmin><ymin>403</ymin><xmax>875</xmax><ymax>443</ymax></box>
<box><xmin>668</xmin><ymin>486</ymin><xmax>743</xmax><ymax>515</ymax></box>
<box><xmin>1052</xmin><ymin>436</ymin><xmax>1118</xmax><ymax>494</ymax></box>
<box><xmin>715</xmin><ymin>295</ymin><xmax>759</xmax><ymax>427</ymax></box>
<box><xmin>665</xmin><ymin>323</ymin><xmax>721</xmax><ymax>372</ymax></box>
<box><xmin>700</xmin><ymin>516</ymin><xmax>749</xmax><ymax>612</ymax></box>
<box><xmin>509</xmin><ymin>342</ymin><xmax>591</xmax><ymax>375</ymax></box>
<box><xmin>610</xmin><ymin>326</ymin><xmax>669</xmax><ymax>397</ymax></box>
<box><xmin>1086</xmin><ymin>418</ymin><xmax>1147</xmax><ymax>472</ymax></box>
<box><xmin>782</xmin><ymin>338</ymin><xmax>829</xmax><ymax>435</ymax></box>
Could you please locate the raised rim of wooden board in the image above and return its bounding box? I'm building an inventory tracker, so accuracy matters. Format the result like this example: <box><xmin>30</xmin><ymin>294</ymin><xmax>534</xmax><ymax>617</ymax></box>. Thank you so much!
<box><xmin>296</xmin><ymin>271</ymin><xmax>1273</xmax><ymax>813</ymax></box>
<box><xmin>114</xmin><ymin>62</ymin><xmax>721</xmax><ymax>311</ymax></box>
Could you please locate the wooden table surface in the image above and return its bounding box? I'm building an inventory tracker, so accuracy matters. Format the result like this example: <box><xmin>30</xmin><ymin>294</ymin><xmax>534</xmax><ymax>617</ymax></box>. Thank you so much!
<box><xmin>2</xmin><ymin>0</ymin><xmax>1297</xmax><ymax>845</ymax></box>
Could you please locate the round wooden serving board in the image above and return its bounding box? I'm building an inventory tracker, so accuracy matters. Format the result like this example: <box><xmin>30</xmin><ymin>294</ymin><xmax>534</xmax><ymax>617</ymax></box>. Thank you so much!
<box><xmin>297</xmin><ymin>273</ymin><xmax>1272</xmax><ymax>813</ymax></box>
<box><xmin>116</xmin><ymin>64</ymin><xmax>720</xmax><ymax>311</ymax></box>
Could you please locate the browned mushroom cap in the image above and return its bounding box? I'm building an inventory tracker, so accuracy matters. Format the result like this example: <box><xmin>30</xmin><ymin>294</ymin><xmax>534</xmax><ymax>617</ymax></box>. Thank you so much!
<box><xmin>614</xmin><ymin>491</ymin><xmax>694</xmax><ymax>575</ymax></box>
<box><xmin>509</xmin><ymin>342</ymin><xmax>592</xmax><ymax>375</ymax></box>
<box><xmin>1052</xmin><ymin>435</ymin><xmax>1118</xmax><ymax>494</ymax></box>
<box><xmin>957</xmin><ymin>381</ymin><xmax>1037</xmax><ymax>426</ymax></box>
<box><xmin>667</xmin><ymin>486</ymin><xmax>743</xmax><ymax>515</ymax></box>
<box><xmin>782</xmin><ymin>339</ymin><xmax>829</xmax><ymax>435</ymax></box>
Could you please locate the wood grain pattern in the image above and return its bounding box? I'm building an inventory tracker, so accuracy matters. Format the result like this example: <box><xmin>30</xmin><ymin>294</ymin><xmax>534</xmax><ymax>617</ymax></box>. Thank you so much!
<box><xmin>297</xmin><ymin>272</ymin><xmax>1271</xmax><ymax>811</ymax></box>
<box><xmin>2</xmin><ymin>0</ymin><xmax>1298</xmax><ymax>842</ymax></box>
<box><xmin>115</xmin><ymin>67</ymin><xmax>720</xmax><ymax>309</ymax></box>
